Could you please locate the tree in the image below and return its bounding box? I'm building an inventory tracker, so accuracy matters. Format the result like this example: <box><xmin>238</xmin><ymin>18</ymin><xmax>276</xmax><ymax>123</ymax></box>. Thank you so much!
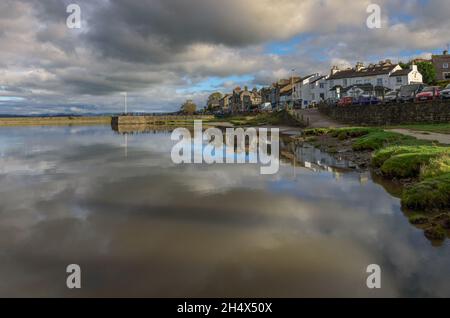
<box><xmin>207</xmin><ymin>92</ymin><xmax>223</xmax><ymax>110</ymax></box>
<box><xmin>416</xmin><ymin>61</ymin><xmax>436</xmax><ymax>85</ymax></box>
<box><xmin>180</xmin><ymin>100</ymin><xmax>197</xmax><ymax>115</ymax></box>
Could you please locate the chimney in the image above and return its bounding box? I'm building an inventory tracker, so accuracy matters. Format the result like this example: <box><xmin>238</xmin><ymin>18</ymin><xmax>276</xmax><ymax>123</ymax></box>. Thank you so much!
<box><xmin>355</xmin><ymin>62</ymin><xmax>364</xmax><ymax>71</ymax></box>
<box><xmin>410</xmin><ymin>64</ymin><xmax>418</xmax><ymax>72</ymax></box>
<box><xmin>385</xmin><ymin>59</ymin><xmax>392</xmax><ymax>65</ymax></box>
<box><xmin>331</xmin><ymin>65</ymin><xmax>339</xmax><ymax>75</ymax></box>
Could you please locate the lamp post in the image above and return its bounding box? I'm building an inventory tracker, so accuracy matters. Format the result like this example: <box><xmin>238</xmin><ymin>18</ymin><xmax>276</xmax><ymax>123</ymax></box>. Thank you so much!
<box><xmin>291</xmin><ymin>68</ymin><xmax>295</xmax><ymax>110</ymax></box>
<box><xmin>121</xmin><ymin>92</ymin><xmax>128</xmax><ymax>115</ymax></box>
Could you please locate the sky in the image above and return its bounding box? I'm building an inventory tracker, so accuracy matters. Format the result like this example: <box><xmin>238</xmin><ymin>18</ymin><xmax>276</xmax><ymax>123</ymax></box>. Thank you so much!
<box><xmin>0</xmin><ymin>0</ymin><xmax>449</xmax><ymax>115</ymax></box>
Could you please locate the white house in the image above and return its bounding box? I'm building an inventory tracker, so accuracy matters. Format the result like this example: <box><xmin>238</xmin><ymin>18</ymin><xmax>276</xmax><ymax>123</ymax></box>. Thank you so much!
<box><xmin>388</xmin><ymin>64</ymin><xmax>423</xmax><ymax>91</ymax></box>
<box><xmin>309</xmin><ymin>75</ymin><xmax>328</xmax><ymax>105</ymax></box>
<box><xmin>326</xmin><ymin>60</ymin><xmax>423</xmax><ymax>99</ymax></box>
<box><xmin>293</xmin><ymin>73</ymin><xmax>324</xmax><ymax>108</ymax></box>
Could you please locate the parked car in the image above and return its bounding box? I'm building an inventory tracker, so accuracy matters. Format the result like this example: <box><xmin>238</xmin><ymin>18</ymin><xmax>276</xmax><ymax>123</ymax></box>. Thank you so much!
<box><xmin>337</xmin><ymin>97</ymin><xmax>354</xmax><ymax>107</ymax></box>
<box><xmin>259</xmin><ymin>102</ymin><xmax>273</xmax><ymax>112</ymax></box>
<box><xmin>383</xmin><ymin>91</ymin><xmax>398</xmax><ymax>103</ymax></box>
<box><xmin>415</xmin><ymin>86</ymin><xmax>441</xmax><ymax>101</ymax></box>
<box><xmin>325</xmin><ymin>98</ymin><xmax>339</xmax><ymax>106</ymax></box>
<box><xmin>356</xmin><ymin>94</ymin><xmax>380</xmax><ymax>105</ymax></box>
<box><xmin>398</xmin><ymin>84</ymin><xmax>426</xmax><ymax>102</ymax></box>
<box><xmin>441</xmin><ymin>84</ymin><xmax>450</xmax><ymax>100</ymax></box>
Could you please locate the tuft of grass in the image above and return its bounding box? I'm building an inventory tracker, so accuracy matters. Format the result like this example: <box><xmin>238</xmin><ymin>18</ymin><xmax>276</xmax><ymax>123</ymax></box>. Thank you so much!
<box><xmin>424</xmin><ymin>225</ymin><xmax>447</xmax><ymax>241</ymax></box>
<box><xmin>408</xmin><ymin>214</ymin><xmax>429</xmax><ymax>225</ymax></box>
<box><xmin>402</xmin><ymin>173</ymin><xmax>450</xmax><ymax>210</ymax></box>
<box><xmin>330</xmin><ymin>127</ymin><xmax>373</xmax><ymax>139</ymax></box>
<box><xmin>381</xmin><ymin>153</ymin><xmax>437</xmax><ymax>178</ymax></box>
<box><xmin>303</xmin><ymin>128</ymin><xmax>330</xmax><ymax>136</ymax></box>
<box><xmin>420</xmin><ymin>154</ymin><xmax>450</xmax><ymax>179</ymax></box>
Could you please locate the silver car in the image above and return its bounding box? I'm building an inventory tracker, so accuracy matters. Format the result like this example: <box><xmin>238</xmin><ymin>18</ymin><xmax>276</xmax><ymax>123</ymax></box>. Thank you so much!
<box><xmin>441</xmin><ymin>84</ymin><xmax>450</xmax><ymax>100</ymax></box>
<box><xmin>383</xmin><ymin>91</ymin><xmax>398</xmax><ymax>103</ymax></box>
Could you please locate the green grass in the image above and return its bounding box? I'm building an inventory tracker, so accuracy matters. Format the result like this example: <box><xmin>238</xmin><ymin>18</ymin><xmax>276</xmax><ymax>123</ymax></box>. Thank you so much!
<box><xmin>352</xmin><ymin>131</ymin><xmax>416</xmax><ymax>151</ymax></box>
<box><xmin>381</xmin><ymin>153</ymin><xmax>438</xmax><ymax>178</ymax></box>
<box><xmin>402</xmin><ymin>173</ymin><xmax>450</xmax><ymax>210</ymax></box>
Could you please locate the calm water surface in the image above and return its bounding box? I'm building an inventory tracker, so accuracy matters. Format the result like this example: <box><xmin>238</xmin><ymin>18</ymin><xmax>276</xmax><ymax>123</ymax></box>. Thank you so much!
<box><xmin>0</xmin><ymin>125</ymin><xmax>449</xmax><ymax>297</ymax></box>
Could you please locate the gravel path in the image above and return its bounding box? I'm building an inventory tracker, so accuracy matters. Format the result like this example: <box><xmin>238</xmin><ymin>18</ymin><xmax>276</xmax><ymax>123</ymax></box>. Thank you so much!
<box><xmin>387</xmin><ymin>129</ymin><xmax>450</xmax><ymax>145</ymax></box>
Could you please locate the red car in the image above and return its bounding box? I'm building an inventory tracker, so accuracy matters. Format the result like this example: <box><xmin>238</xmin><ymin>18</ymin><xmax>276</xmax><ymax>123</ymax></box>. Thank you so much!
<box><xmin>337</xmin><ymin>97</ymin><xmax>354</xmax><ymax>107</ymax></box>
<box><xmin>415</xmin><ymin>86</ymin><xmax>441</xmax><ymax>102</ymax></box>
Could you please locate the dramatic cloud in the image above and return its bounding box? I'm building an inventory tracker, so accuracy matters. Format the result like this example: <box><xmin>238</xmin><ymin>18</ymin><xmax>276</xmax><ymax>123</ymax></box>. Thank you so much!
<box><xmin>0</xmin><ymin>0</ymin><xmax>449</xmax><ymax>114</ymax></box>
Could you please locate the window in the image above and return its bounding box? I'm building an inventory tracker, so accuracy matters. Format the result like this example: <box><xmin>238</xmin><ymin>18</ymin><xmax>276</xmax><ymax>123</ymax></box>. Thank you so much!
<box><xmin>356</xmin><ymin>80</ymin><xmax>362</xmax><ymax>84</ymax></box>
<box><xmin>443</xmin><ymin>63</ymin><xmax>449</xmax><ymax>69</ymax></box>
<box><xmin>319</xmin><ymin>83</ymin><xmax>325</xmax><ymax>89</ymax></box>
<box><xmin>320</xmin><ymin>93</ymin><xmax>325</xmax><ymax>100</ymax></box>
<box><xmin>444</xmin><ymin>72</ymin><xmax>450</xmax><ymax>80</ymax></box>
<box><xmin>343</xmin><ymin>79</ymin><xmax>348</xmax><ymax>87</ymax></box>
<box><xmin>396</xmin><ymin>77</ymin><xmax>402</xmax><ymax>84</ymax></box>
<box><xmin>377</xmin><ymin>78</ymin><xmax>383</xmax><ymax>86</ymax></box>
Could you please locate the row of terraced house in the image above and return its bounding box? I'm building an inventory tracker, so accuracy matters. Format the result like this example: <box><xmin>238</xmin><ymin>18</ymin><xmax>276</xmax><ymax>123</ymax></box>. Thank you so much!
<box><xmin>217</xmin><ymin>59</ymin><xmax>427</xmax><ymax>112</ymax></box>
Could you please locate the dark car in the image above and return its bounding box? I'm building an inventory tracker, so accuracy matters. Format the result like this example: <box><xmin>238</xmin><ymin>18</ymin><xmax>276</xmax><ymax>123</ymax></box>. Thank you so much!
<box><xmin>398</xmin><ymin>84</ymin><xmax>426</xmax><ymax>102</ymax></box>
<box><xmin>356</xmin><ymin>94</ymin><xmax>380</xmax><ymax>105</ymax></box>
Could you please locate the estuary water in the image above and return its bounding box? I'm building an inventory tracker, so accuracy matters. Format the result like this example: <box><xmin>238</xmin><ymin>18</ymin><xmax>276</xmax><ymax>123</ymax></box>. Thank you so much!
<box><xmin>0</xmin><ymin>125</ymin><xmax>448</xmax><ymax>297</ymax></box>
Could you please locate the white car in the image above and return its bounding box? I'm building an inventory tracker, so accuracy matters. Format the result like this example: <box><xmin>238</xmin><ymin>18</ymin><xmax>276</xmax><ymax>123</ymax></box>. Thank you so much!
<box><xmin>441</xmin><ymin>84</ymin><xmax>450</xmax><ymax>100</ymax></box>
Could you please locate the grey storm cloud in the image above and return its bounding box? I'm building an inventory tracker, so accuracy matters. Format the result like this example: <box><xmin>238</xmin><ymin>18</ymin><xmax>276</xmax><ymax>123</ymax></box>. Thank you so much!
<box><xmin>0</xmin><ymin>0</ymin><xmax>449</xmax><ymax>114</ymax></box>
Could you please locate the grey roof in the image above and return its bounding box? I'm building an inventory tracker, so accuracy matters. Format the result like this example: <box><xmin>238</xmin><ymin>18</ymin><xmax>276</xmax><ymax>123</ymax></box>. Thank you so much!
<box><xmin>328</xmin><ymin>64</ymin><xmax>397</xmax><ymax>80</ymax></box>
<box><xmin>389</xmin><ymin>69</ymin><xmax>411</xmax><ymax>77</ymax></box>
<box><xmin>310</xmin><ymin>75</ymin><xmax>326</xmax><ymax>84</ymax></box>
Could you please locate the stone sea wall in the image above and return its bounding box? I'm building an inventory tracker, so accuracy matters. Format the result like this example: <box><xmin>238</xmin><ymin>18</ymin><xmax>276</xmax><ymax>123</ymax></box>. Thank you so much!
<box><xmin>318</xmin><ymin>101</ymin><xmax>450</xmax><ymax>126</ymax></box>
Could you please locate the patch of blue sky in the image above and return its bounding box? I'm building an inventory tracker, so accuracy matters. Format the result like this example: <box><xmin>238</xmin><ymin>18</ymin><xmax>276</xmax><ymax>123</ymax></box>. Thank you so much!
<box><xmin>0</xmin><ymin>96</ymin><xmax>25</xmax><ymax>102</ymax></box>
<box><xmin>264</xmin><ymin>34</ymin><xmax>312</xmax><ymax>56</ymax></box>
<box><xmin>177</xmin><ymin>75</ymin><xmax>254</xmax><ymax>94</ymax></box>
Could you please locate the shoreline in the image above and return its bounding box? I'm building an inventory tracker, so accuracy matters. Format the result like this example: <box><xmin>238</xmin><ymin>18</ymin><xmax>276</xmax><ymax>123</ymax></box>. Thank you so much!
<box><xmin>0</xmin><ymin>116</ymin><xmax>112</xmax><ymax>127</ymax></box>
